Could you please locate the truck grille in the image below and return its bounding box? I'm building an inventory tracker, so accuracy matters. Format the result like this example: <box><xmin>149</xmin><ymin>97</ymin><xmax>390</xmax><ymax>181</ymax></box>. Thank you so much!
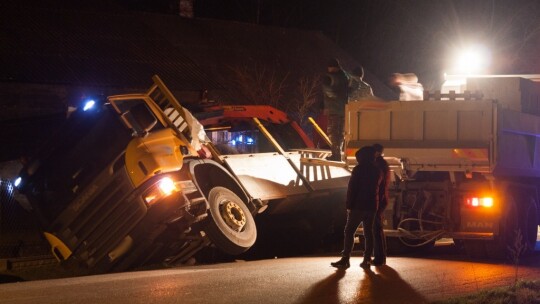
<box><xmin>50</xmin><ymin>164</ymin><xmax>146</xmax><ymax>268</ymax></box>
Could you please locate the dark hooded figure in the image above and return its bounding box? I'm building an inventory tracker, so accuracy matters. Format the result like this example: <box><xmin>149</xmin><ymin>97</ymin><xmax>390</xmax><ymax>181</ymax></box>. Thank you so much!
<box><xmin>331</xmin><ymin>145</ymin><xmax>382</xmax><ymax>269</ymax></box>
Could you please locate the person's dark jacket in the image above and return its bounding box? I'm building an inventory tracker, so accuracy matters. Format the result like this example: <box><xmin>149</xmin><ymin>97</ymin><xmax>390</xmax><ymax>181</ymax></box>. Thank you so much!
<box><xmin>346</xmin><ymin>162</ymin><xmax>382</xmax><ymax>211</ymax></box>
<box><xmin>322</xmin><ymin>70</ymin><xmax>348</xmax><ymax>116</ymax></box>
<box><xmin>375</xmin><ymin>156</ymin><xmax>390</xmax><ymax>213</ymax></box>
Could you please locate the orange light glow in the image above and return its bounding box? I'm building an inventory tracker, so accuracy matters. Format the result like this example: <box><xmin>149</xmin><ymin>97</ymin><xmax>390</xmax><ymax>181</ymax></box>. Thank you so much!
<box><xmin>466</xmin><ymin>196</ymin><xmax>494</xmax><ymax>208</ymax></box>
<box><xmin>143</xmin><ymin>177</ymin><xmax>179</xmax><ymax>205</ymax></box>
<box><xmin>158</xmin><ymin>177</ymin><xmax>177</xmax><ymax>195</ymax></box>
<box><xmin>144</xmin><ymin>194</ymin><xmax>158</xmax><ymax>204</ymax></box>
<box><xmin>481</xmin><ymin>197</ymin><xmax>493</xmax><ymax>208</ymax></box>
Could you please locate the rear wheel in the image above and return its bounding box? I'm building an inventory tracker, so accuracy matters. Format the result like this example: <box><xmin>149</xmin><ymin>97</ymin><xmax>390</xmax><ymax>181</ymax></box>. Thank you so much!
<box><xmin>520</xmin><ymin>198</ymin><xmax>538</xmax><ymax>255</ymax></box>
<box><xmin>460</xmin><ymin>194</ymin><xmax>538</xmax><ymax>260</ymax></box>
<box><xmin>484</xmin><ymin>195</ymin><xmax>519</xmax><ymax>260</ymax></box>
<box><xmin>203</xmin><ymin>187</ymin><xmax>257</xmax><ymax>255</ymax></box>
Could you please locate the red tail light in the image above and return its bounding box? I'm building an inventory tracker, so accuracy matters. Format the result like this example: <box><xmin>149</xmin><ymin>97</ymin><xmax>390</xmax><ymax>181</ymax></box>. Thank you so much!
<box><xmin>465</xmin><ymin>196</ymin><xmax>493</xmax><ymax>208</ymax></box>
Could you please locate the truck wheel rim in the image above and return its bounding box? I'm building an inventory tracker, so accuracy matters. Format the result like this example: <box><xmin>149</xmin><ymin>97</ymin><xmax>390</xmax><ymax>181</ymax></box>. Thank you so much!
<box><xmin>219</xmin><ymin>200</ymin><xmax>247</xmax><ymax>231</ymax></box>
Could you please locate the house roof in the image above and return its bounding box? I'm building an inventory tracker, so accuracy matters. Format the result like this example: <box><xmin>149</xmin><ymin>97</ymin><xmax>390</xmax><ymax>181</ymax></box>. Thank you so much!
<box><xmin>0</xmin><ymin>0</ymin><xmax>397</xmax><ymax>162</ymax></box>
<box><xmin>0</xmin><ymin>1</ymin><xmax>221</xmax><ymax>90</ymax></box>
<box><xmin>0</xmin><ymin>0</ymin><xmax>395</xmax><ymax>99</ymax></box>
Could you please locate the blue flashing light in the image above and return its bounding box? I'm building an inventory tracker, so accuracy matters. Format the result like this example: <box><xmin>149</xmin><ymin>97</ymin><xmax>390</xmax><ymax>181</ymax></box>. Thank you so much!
<box><xmin>83</xmin><ymin>100</ymin><xmax>96</xmax><ymax>111</ymax></box>
<box><xmin>233</xmin><ymin>135</ymin><xmax>255</xmax><ymax>145</ymax></box>
<box><xmin>14</xmin><ymin>176</ymin><xmax>22</xmax><ymax>187</ymax></box>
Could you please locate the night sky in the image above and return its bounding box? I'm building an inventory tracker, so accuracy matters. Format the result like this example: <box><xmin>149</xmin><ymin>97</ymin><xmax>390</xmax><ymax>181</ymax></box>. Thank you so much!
<box><xmin>117</xmin><ymin>0</ymin><xmax>540</xmax><ymax>89</ymax></box>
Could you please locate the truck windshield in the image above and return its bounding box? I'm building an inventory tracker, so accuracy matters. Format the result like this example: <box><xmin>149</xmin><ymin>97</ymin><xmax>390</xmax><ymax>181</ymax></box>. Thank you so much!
<box><xmin>207</xmin><ymin>121</ymin><xmax>308</xmax><ymax>155</ymax></box>
<box><xmin>111</xmin><ymin>98</ymin><xmax>165</xmax><ymax>135</ymax></box>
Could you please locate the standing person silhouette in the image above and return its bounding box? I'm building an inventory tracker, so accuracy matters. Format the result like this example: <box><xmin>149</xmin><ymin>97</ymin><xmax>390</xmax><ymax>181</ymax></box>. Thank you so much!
<box><xmin>331</xmin><ymin>146</ymin><xmax>382</xmax><ymax>269</ymax></box>
<box><xmin>322</xmin><ymin>59</ymin><xmax>348</xmax><ymax>161</ymax></box>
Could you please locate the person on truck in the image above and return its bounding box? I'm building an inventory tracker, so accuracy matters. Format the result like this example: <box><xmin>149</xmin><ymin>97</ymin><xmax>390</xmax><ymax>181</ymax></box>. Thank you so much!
<box><xmin>347</xmin><ymin>66</ymin><xmax>374</xmax><ymax>101</ymax></box>
<box><xmin>373</xmin><ymin>143</ymin><xmax>389</xmax><ymax>266</ymax></box>
<box><xmin>322</xmin><ymin>58</ymin><xmax>349</xmax><ymax>161</ymax></box>
<box><xmin>331</xmin><ymin>146</ymin><xmax>382</xmax><ymax>269</ymax></box>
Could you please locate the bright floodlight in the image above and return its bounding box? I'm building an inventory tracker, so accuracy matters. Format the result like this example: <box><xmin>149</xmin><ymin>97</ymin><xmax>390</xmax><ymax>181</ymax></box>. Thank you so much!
<box><xmin>454</xmin><ymin>45</ymin><xmax>491</xmax><ymax>74</ymax></box>
<box><xmin>83</xmin><ymin>100</ymin><xmax>96</xmax><ymax>111</ymax></box>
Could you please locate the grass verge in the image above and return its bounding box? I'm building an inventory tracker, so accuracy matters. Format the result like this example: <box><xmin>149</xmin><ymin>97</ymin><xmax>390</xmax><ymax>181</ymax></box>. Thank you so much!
<box><xmin>433</xmin><ymin>280</ymin><xmax>540</xmax><ymax>304</ymax></box>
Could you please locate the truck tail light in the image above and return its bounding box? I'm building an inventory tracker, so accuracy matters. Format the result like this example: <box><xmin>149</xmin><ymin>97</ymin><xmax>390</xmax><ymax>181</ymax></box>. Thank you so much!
<box><xmin>143</xmin><ymin>177</ymin><xmax>179</xmax><ymax>205</ymax></box>
<box><xmin>465</xmin><ymin>196</ymin><xmax>494</xmax><ymax>208</ymax></box>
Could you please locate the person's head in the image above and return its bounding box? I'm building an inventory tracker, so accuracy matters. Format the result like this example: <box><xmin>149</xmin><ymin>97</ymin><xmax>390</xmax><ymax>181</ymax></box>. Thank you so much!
<box><xmin>327</xmin><ymin>58</ymin><xmax>340</xmax><ymax>73</ymax></box>
<box><xmin>352</xmin><ymin>66</ymin><xmax>364</xmax><ymax>79</ymax></box>
<box><xmin>373</xmin><ymin>143</ymin><xmax>384</xmax><ymax>158</ymax></box>
<box><xmin>355</xmin><ymin>146</ymin><xmax>376</xmax><ymax>164</ymax></box>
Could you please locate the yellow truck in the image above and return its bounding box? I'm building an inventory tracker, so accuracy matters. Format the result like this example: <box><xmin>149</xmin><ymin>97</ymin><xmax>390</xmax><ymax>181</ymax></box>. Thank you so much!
<box><xmin>15</xmin><ymin>76</ymin><xmax>350</xmax><ymax>272</ymax></box>
<box><xmin>346</xmin><ymin>75</ymin><xmax>540</xmax><ymax>258</ymax></box>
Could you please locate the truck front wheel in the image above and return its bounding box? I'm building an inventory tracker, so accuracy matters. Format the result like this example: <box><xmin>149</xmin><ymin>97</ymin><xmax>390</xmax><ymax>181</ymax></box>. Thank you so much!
<box><xmin>203</xmin><ymin>186</ymin><xmax>257</xmax><ymax>255</ymax></box>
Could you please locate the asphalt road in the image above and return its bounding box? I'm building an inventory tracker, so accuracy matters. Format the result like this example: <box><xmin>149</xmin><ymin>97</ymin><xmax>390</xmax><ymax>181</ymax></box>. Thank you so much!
<box><xmin>1</xmin><ymin>243</ymin><xmax>540</xmax><ymax>304</ymax></box>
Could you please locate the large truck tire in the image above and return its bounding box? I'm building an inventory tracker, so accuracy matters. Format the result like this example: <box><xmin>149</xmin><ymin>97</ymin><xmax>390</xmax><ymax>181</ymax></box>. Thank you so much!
<box><xmin>486</xmin><ymin>195</ymin><xmax>521</xmax><ymax>260</ymax></box>
<box><xmin>203</xmin><ymin>186</ymin><xmax>257</xmax><ymax>255</ymax></box>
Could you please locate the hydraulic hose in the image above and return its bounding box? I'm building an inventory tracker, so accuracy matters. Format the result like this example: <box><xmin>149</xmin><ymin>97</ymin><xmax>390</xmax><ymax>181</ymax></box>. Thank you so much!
<box><xmin>396</xmin><ymin>218</ymin><xmax>446</xmax><ymax>247</ymax></box>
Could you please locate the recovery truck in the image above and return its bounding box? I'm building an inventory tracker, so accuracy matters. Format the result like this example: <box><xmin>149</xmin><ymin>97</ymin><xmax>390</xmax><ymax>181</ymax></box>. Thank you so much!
<box><xmin>14</xmin><ymin>75</ymin><xmax>350</xmax><ymax>272</ymax></box>
<box><xmin>345</xmin><ymin>75</ymin><xmax>540</xmax><ymax>258</ymax></box>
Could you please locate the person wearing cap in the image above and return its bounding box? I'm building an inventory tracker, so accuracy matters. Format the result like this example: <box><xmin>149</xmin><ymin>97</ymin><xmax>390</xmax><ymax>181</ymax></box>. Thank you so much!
<box><xmin>331</xmin><ymin>146</ymin><xmax>382</xmax><ymax>269</ymax></box>
<box><xmin>348</xmin><ymin>66</ymin><xmax>374</xmax><ymax>102</ymax></box>
<box><xmin>372</xmin><ymin>143</ymin><xmax>390</xmax><ymax>265</ymax></box>
<box><xmin>322</xmin><ymin>58</ymin><xmax>348</xmax><ymax>161</ymax></box>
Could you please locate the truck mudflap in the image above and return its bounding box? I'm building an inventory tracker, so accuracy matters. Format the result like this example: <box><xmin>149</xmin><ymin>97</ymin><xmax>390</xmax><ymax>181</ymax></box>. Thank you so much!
<box><xmin>459</xmin><ymin>213</ymin><xmax>499</xmax><ymax>237</ymax></box>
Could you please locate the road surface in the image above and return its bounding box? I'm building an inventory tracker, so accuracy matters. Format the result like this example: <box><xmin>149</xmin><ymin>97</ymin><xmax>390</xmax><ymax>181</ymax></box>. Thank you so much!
<box><xmin>1</xmin><ymin>245</ymin><xmax>540</xmax><ymax>304</ymax></box>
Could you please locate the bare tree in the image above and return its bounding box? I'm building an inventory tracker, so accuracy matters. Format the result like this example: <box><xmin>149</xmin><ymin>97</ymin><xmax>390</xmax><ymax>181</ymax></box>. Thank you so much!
<box><xmin>287</xmin><ymin>74</ymin><xmax>321</xmax><ymax>125</ymax></box>
<box><xmin>227</xmin><ymin>64</ymin><xmax>289</xmax><ymax>108</ymax></box>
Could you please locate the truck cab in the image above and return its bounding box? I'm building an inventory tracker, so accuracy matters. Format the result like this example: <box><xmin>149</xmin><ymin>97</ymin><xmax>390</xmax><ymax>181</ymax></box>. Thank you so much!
<box><xmin>15</xmin><ymin>76</ymin><xmax>258</xmax><ymax>272</ymax></box>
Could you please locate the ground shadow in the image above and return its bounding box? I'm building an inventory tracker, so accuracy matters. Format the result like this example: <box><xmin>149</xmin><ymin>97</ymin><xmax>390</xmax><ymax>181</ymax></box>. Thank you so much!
<box><xmin>355</xmin><ymin>265</ymin><xmax>429</xmax><ymax>304</ymax></box>
<box><xmin>295</xmin><ymin>269</ymin><xmax>346</xmax><ymax>304</ymax></box>
<box><xmin>0</xmin><ymin>274</ymin><xmax>25</xmax><ymax>284</ymax></box>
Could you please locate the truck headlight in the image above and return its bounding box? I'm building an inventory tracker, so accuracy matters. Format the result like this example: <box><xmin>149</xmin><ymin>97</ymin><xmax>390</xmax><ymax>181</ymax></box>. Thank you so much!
<box><xmin>143</xmin><ymin>177</ymin><xmax>179</xmax><ymax>205</ymax></box>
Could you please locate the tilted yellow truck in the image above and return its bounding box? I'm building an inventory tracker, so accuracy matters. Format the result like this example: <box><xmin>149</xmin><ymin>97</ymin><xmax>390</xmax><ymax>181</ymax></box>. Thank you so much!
<box><xmin>14</xmin><ymin>76</ymin><xmax>350</xmax><ymax>273</ymax></box>
<box><xmin>346</xmin><ymin>75</ymin><xmax>540</xmax><ymax>258</ymax></box>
